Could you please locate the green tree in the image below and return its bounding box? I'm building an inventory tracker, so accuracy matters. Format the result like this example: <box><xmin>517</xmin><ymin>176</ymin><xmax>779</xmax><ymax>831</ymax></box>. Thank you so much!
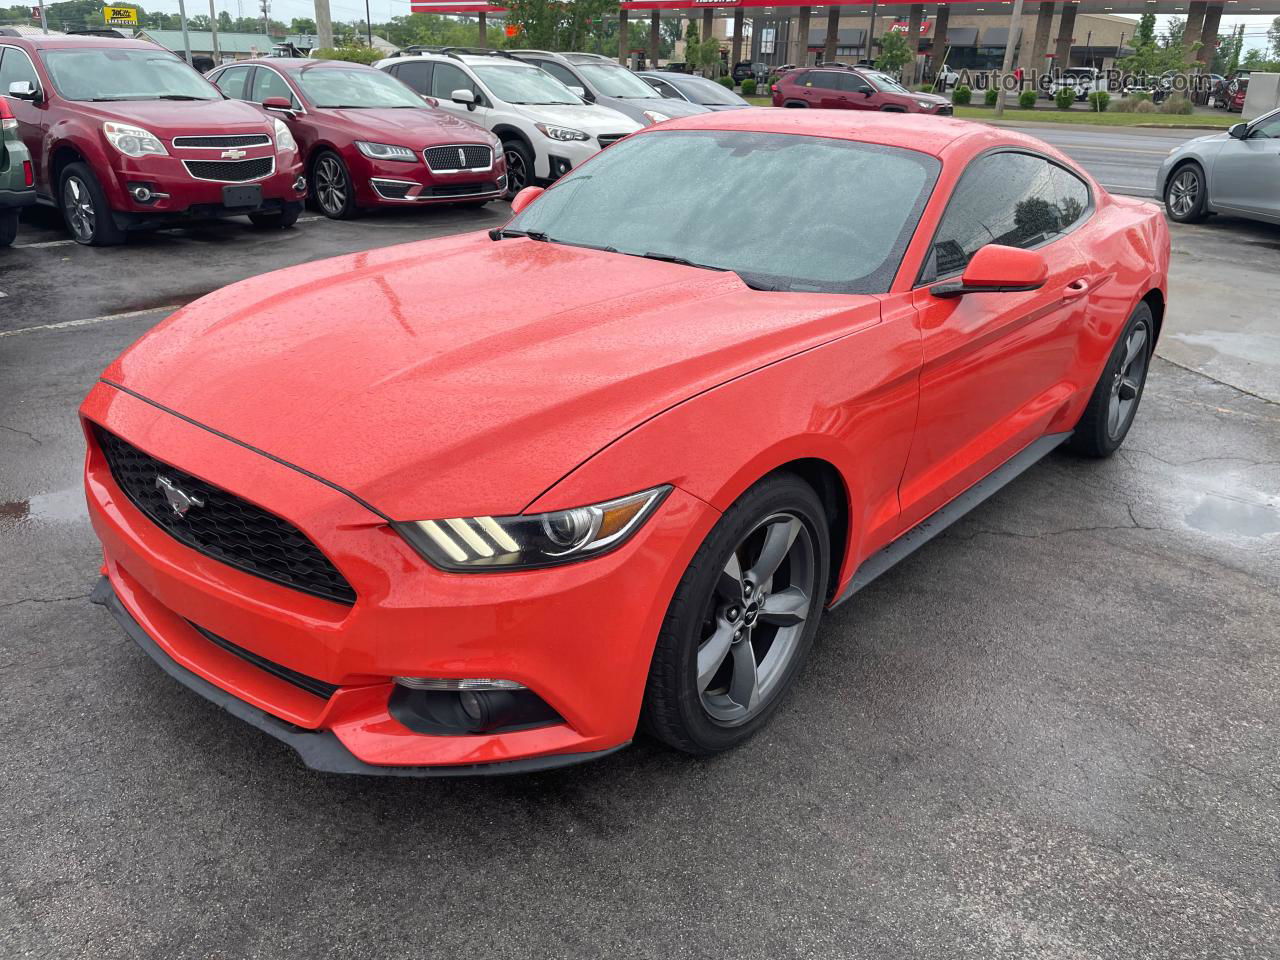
<box><xmin>1269</xmin><ymin>15</ymin><xmax>1280</xmax><ymax>59</ymax></box>
<box><xmin>217</xmin><ymin>10</ymin><xmax>232</xmax><ymax>31</ymax></box>
<box><xmin>1134</xmin><ymin>11</ymin><xmax>1156</xmax><ymax>48</ymax></box>
<box><xmin>695</xmin><ymin>35</ymin><xmax>722</xmax><ymax>78</ymax></box>
<box><xmin>1161</xmin><ymin>16</ymin><xmax>1185</xmax><ymax>49</ymax></box>
<box><xmin>875</xmin><ymin>30</ymin><xmax>911</xmax><ymax>73</ymax></box>
<box><xmin>290</xmin><ymin>17</ymin><xmax>317</xmax><ymax>34</ymax></box>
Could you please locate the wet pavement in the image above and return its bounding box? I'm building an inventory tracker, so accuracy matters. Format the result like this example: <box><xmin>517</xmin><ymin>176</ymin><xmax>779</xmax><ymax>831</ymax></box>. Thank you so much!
<box><xmin>2</xmin><ymin>198</ymin><xmax>1279</xmax><ymax>958</ymax></box>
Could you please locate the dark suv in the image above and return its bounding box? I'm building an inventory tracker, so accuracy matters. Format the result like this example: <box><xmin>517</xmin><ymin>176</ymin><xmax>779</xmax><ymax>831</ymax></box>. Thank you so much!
<box><xmin>772</xmin><ymin>67</ymin><xmax>952</xmax><ymax>114</ymax></box>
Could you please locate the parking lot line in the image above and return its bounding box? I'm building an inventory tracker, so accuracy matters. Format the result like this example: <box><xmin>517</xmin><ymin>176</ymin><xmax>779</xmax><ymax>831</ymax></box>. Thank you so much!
<box><xmin>0</xmin><ymin>305</ymin><xmax>180</xmax><ymax>338</ymax></box>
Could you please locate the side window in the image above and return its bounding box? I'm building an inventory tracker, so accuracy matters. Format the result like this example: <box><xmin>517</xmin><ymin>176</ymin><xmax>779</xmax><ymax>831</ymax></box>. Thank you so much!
<box><xmin>430</xmin><ymin>63</ymin><xmax>474</xmax><ymax>100</ymax></box>
<box><xmin>539</xmin><ymin>60</ymin><xmax>579</xmax><ymax>90</ymax></box>
<box><xmin>647</xmin><ymin>78</ymin><xmax>679</xmax><ymax>98</ymax></box>
<box><xmin>1250</xmin><ymin>113</ymin><xmax>1280</xmax><ymax>138</ymax></box>
<box><xmin>0</xmin><ymin>46</ymin><xmax>39</xmax><ymax>94</ymax></box>
<box><xmin>213</xmin><ymin>65</ymin><xmax>251</xmax><ymax>100</ymax></box>
<box><xmin>395</xmin><ymin>60</ymin><xmax>432</xmax><ymax>95</ymax></box>
<box><xmin>928</xmin><ymin>152</ymin><xmax>1082</xmax><ymax>280</ymax></box>
<box><xmin>838</xmin><ymin>73</ymin><xmax>873</xmax><ymax>94</ymax></box>
<box><xmin>806</xmin><ymin>72</ymin><xmax>840</xmax><ymax>90</ymax></box>
<box><xmin>250</xmin><ymin>68</ymin><xmax>298</xmax><ymax>108</ymax></box>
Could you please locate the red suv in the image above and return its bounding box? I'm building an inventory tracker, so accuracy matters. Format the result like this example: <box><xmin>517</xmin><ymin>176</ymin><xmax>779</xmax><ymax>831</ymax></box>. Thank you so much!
<box><xmin>208</xmin><ymin>58</ymin><xmax>505</xmax><ymax>219</ymax></box>
<box><xmin>0</xmin><ymin>35</ymin><xmax>305</xmax><ymax>245</ymax></box>
<box><xmin>772</xmin><ymin>66</ymin><xmax>953</xmax><ymax>115</ymax></box>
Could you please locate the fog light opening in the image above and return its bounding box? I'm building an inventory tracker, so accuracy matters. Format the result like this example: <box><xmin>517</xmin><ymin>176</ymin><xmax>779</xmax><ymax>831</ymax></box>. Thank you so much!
<box><xmin>389</xmin><ymin>682</ymin><xmax>563</xmax><ymax>736</ymax></box>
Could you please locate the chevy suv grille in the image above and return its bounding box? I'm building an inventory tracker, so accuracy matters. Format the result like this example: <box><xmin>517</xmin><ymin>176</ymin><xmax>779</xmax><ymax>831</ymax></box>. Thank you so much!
<box><xmin>173</xmin><ymin>134</ymin><xmax>272</xmax><ymax>148</ymax></box>
<box><xmin>183</xmin><ymin>156</ymin><xmax>275</xmax><ymax>183</ymax></box>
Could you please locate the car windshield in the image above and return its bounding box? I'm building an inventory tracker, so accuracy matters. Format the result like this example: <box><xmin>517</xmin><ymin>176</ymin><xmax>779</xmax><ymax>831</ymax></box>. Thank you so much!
<box><xmin>41</xmin><ymin>48</ymin><xmax>219</xmax><ymax>101</ymax></box>
<box><xmin>297</xmin><ymin>64</ymin><xmax>424</xmax><ymax>107</ymax></box>
<box><xmin>678</xmin><ymin>76</ymin><xmax>745</xmax><ymax>106</ymax></box>
<box><xmin>473</xmin><ymin>64</ymin><xmax>579</xmax><ymax>105</ymax></box>
<box><xmin>507</xmin><ymin>130</ymin><xmax>939</xmax><ymax>294</ymax></box>
<box><xmin>864</xmin><ymin>72</ymin><xmax>909</xmax><ymax>93</ymax></box>
<box><xmin>577</xmin><ymin>62</ymin><xmax>661</xmax><ymax>98</ymax></box>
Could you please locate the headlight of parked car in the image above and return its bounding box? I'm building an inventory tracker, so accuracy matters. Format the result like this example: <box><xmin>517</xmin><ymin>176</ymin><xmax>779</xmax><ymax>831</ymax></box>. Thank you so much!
<box><xmin>642</xmin><ymin>110</ymin><xmax>671</xmax><ymax>124</ymax></box>
<box><xmin>103</xmin><ymin>122</ymin><xmax>168</xmax><ymax>158</ymax></box>
<box><xmin>534</xmin><ymin>123</ymin><xmax>590</xmax><ymax>142</ymax></box>
<box><xmin>354</xmin><ymin>141</ymin><xmax>418</xmax><ymax>162</ymax></box>
<box><xmin>395</xmin><ymin>486</ymin><xmax>670</xmax><ymax>571</ymax></box>
<box><xmin>916</xmin><ymin>100</ymin><xmax>935</xmax><ymax>110</ymax></box>
<box><xmin>271</xmin><ymin>116</ymin><xmax>297</xmax><ymax>153</ymax></box>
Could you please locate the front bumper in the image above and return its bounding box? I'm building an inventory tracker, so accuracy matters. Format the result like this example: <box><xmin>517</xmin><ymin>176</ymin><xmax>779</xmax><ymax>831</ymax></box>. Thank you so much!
<box><xmin>352</xmin><ymin>151</ymin><xmax>507</xmax><ymax>207</ymax></box>
<box><xmin>81</xmin><ymin>382</ymin><xmax>718</xmax><ymax>773</ymax></box>
<box><xmin>101</xmin><ymin>151</ymin><xmax>306</xmax><ymax>216</ymax></box>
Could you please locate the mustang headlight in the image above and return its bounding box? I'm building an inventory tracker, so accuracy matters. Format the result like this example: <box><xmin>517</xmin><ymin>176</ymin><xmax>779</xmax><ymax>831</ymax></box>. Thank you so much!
<box><xmin>395</xmin><ymin>486</ymin><xmax>670</xmax><ymax>571</ymax></box>
<box><xmin>534</xmin><ymin>123</ymin><xmax>590</xmax><ymax>142</ymax></box>
<box><xmin>103</xmin><ymin>122</ymin><xmax>168</xmax><ymax>158</ymax></box>
<box><xmin>355</xmin><ymin>140</ymin><xmax>418</xmax><ymax>161</ymax></box>
<box><xmin>271</xmin><ymin>116</ymin><xmax>297</xmax><ymax>153</ymax></box>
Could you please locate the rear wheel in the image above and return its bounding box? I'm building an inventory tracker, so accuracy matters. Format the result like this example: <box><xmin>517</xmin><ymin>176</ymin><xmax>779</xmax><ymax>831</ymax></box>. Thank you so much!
<box><xmin>0</xmin><ymin>209</ymin><xmax>17</xmax><ymax>247</ymax></box>
<box><xmin>642</xmin><ymin>473</ymin><xmax>830</xmax><ymax>755</ymax></box>
<box><xmin>1067</xmin><ymin>302</ymin><xmax>1154</xmax><ymax>458</ymax></box>
<box><xmin>311</xmin><ymin>151</ymin><xmax>357</xmax><ymax>219</ymax></box>
<box><xmin>1165</xmin><ymin>163</ymin><xmax>1207</xmax><ymax>223</ymax></box>
<box><xmin>59</xmin><ymin>162</ymin><xmax>125</xmax><ymax>246</ymax></box>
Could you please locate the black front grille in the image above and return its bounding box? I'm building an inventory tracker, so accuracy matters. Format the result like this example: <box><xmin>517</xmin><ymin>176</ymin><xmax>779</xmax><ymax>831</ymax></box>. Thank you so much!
<box><xmin>427</xmin><ymin>181</ymin><xmax>497</xmax><ymax>197</ymax></box>
<box><xmin>95</xmin><ymin>427</ymin><xmax>356</xmax><ymax>605</ymax></box>
<box><xmin>423</xmin><ymin>144</ymin><xmax>492</xmax><ymax>171</ymax></box>
<box><xmin>597</xmin><ymin>134</ymin><xmax>627</xmax><ymax>148</ymax></box>
<box><xmin>188</xmin><ymin>621</ymin><xmax>339</xmax><ymax>699</ymax></box>
<box><xmin>937</xmin><ymin>106</ymin><xmax>954</xmax><ymax>116</ymax></box>
<box><xmin>183</xmin><ymin>156</ymin><xmax>274</xmax><ymax>183</ymax></box>
<box><xmin>173</xmin><ymin>134</ymin><xmax>272</xmax><ymax>148</ymax></box>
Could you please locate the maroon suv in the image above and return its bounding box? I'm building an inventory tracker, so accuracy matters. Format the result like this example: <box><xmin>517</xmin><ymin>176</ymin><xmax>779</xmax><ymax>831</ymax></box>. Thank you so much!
<box><xmin>772</xmin><ymin>66</ymin><xmax>952</xmax><ymax>115</ymax></box>
<box><xmin>0</xmin><ymin>35</ymin><xmax>305</xmax><ymax>245</ymax></box>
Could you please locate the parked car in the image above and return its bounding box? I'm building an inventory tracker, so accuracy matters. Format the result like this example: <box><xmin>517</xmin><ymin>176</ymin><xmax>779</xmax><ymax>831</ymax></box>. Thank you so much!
<box><xmin>83</xmin><ymin>111</ymin><xmax>1168</xmax><ymax>775</ymax></box>
<box><xmin>932</xmin><ymin>64</ymin><xmax>960</xmax><ymax>92</ymax></box>
<box><xmin>1045</xmin><ymin>66</ymin><xmax>1107</xmax><ymax>102</ymax></box>
<box><xmin>376</xmin><ymin>51</ymin><xmax>640</xmax><ymax>195</ymax></box>
<box><xmin>1158</xmin><ymin>107</ymin><xmax>1280</xmax><ymax>226</ymax></box>
<box><xmin>1226</xmin><ymin>76</ymin><xmax>1249</xmax><ymax>113</ymax></box>
<box><xmin>731</xmin><ymin>60</ymin><xmax>768</xmax><ymax>85</ymax></box>
<box><xmin>773</xmin><ymin>66</ymin><xmax>952</xmax><ymax>114</ymax></box>
<box><xmin>0</xmin><ymin>35</ymin><xmax>304</xmax><ymax>245</ymax></box>
<box><xmin>209</xmin><ymin>57</ymin><xmax>505</xmax><ymax>218</ymax></box>
<box><xmin>507</xmin><ymin>49</ymin><xmax>710</xmax><ymax>126</ymax></box>
<box><xmin>662</xmin><ymin>61</ymin><xmax>692</xmax><ymax>74</ymax></box>
<box><xmin>0</xmin><ymin>94</ymin><xmax>35</xmax><ymax>245</ymax></box>
<box><xmin>637</xmin><ymin>71</ymin><xmax>751</xmax><ymax>110</ymax></box>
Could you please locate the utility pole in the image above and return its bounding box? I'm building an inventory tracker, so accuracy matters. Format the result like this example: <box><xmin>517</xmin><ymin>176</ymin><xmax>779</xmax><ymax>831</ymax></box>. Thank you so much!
<box><xmin>178</xmin><ymin>0</ymin><xmax>193</xmax><ymax>65</ymax></box>
<box><xmin>314</xmin><ymin>0</ymin><xmax>333</xmax><ymax>50</ymax></box>
<box><xmin>992</xmin><ymin>0</ymin><xmax>1024</xmax><ymax>118</ymax></box>
<box><xmin>36</xmin><ymin>0</ymin><xmax>47</xmax><ymax>33</ymax></box>
<box><xmin>209</xmin><ymin>0</ymin><xmax>221</xmax><ymax>62</ymax></box>
<box><xmin>867</xmin><ymin>0</ymin><xmax>878</xmax><ymax>63</ymax></box>
<box><xmin>260</xmin><ymin>0</ymin><xmax>270</xmax><ymax>40</ymax></box>
<box><xmin>364</xmin><ymin>0</ymin><xmax>372</xmax><ymax>48</ymax></box>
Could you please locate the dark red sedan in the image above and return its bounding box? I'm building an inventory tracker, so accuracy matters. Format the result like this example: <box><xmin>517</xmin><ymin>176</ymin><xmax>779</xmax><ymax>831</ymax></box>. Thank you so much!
<box><xmin>209</xmin><ymin>58</ymin><xmax>507</xmax><ymax>219</ymax></box>
<box><xmin>773</xmin><ymin>66</ymin><xmax>952</xmax><ymax>115</ymax></box>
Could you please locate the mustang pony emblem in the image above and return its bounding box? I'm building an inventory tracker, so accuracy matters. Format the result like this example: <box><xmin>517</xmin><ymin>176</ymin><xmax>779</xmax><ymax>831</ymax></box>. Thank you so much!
<box><xmin>155</xmin><ymin>475</ymin><xmax>204</xmax><ymax>517</ymax></box>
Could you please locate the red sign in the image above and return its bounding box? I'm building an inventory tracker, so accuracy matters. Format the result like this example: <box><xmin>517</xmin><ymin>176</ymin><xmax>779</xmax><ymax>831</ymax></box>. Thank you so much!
<box><xmin>889</xmin><ymin>18</ymin><xmax>933</xmax><ymax>37</ymax></box>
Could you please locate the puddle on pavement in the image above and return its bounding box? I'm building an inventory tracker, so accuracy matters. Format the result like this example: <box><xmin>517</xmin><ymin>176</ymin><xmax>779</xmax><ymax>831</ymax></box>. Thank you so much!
<box><xmin>0</xmin><ymin>486</ymin><xmax>85</xmax><ymax>530</ymax></box>
<box><xmin>1185</xmin><ymin>492</ymin><xmax>1280</xmax><ymax>538</ymax></box>
<box><xmin>1168</xmin><ymin>330</ymin><xmax>1280</xmax><ymax>368</ymax></box>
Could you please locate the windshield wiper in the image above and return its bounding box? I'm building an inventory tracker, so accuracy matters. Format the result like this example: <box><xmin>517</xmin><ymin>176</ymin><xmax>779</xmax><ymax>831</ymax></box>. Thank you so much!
<box><xmin>153</xmin><ymin>94</ymin><xmax>208</xmax><ymax>100</ymax></box>
<box><xmin>488</xmin><ymin>228</ymin><xmax>550</xmax><ymax>242</ymax></box>
<box><xmin>639</xmin><ymin>251</ymin><xmax>728</xmax><ymax>271</ymax></box>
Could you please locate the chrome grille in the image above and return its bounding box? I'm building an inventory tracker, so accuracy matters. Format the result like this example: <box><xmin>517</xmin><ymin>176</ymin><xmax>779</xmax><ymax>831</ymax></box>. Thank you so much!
<box><xmin>423</xmin><ymin>144</ymin><xmax>493</xmax><ymax>172</ymax></box>
<box><xmin>173</xmin><ymin>134</ymin><xmax>272</xmax><ymax>148</ymax></box>
<box><xmin>183</xmin><ymin>156</ymin><xmax>276</xmax><ymax>183</ymax></box>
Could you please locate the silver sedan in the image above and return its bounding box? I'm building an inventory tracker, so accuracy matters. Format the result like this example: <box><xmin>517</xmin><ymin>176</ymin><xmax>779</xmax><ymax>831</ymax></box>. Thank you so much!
<box><xmin>1158</xmin><ymin>108</ymin><xmax>1280</xmax><ymax>226</ymax></box>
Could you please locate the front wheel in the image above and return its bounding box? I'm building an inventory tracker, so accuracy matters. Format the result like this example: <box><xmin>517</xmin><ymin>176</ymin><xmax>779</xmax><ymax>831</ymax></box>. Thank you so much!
<box><xmin>0</xmin><ymin>209</ymin><xmax>17</xmax><ymax>247</ymax></box>
<box><xmin>501</xmin><ymin>139</ymin><xmax>534</xmax><ymax>198</ymax></box>
<box><xmin>1067</xmin><ymin>302</ymin><xmax>1154</xmax><ymax>458</ymax></box>
<box><xmin>59</xmin><ymin>162</ymin><xmax>125</xmax><ymax>246</ymax></box>
<box><xmin>642</xmin><ymin>473</ymin><xmax>830</xmax><ymax>755</ymax></box>
<box><xmin>311</xmin><ymin>151</ymin><xmax>357</xmax><ymax>220</ymax></box>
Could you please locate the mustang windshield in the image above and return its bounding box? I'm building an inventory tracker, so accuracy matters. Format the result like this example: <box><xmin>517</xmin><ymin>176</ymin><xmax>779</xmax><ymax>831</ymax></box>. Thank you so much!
<box><xmin>506</xmin><ymin>130</ymin><xmax>939</xmax><ymax>294</ymax></box>
<box><xmin>42</xmin><ymin>48</ymin><xmax>220</xmax><ymax>101</ymax></box>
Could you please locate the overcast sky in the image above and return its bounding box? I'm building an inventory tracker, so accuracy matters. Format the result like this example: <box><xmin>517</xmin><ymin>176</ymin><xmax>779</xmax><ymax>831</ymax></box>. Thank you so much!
<box><xmin>136</xmin><ymin>0</ymin><xmax>1277</xmax><ymax>52</ymax></box>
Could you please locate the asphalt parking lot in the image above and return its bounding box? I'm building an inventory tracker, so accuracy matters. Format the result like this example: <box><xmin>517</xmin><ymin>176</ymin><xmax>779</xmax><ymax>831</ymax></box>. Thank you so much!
<box><xmin>3</xmin><ymin>153</ymin><xmax>1279</xmax><ymax>957</ymax></box>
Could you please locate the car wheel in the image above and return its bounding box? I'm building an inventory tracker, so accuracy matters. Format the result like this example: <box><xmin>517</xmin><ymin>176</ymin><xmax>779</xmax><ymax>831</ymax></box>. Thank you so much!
<box><xmin>783</xmin><ymin>100</ymin><xmax>808</xmax><ymax>108</ymax></box>
<box><xmin>0</xmin><ymin>209</ymin><xmax>17</xmax><ymax>247</ymax></box>
<box><xmin>502</xmin><ymin>139</ymin><xmax>534</xmax><ymax>198</ymax></box>
<box><xmin>1165</xmin><ymin>162</ymin><xmax>1208</xmax><ymax>223</ymax></box>
<box><xmin>642</xmin><ymin>473</ymin><xmax>831</xmax><ymax>755</ymax></box>
<box><xmin>1067</xmin><ymin>302</ymin><xmax>1154</xmax><ymax>459</ymax></box>
<box><xmin>59</xmin><ymin>162</ymin><xmax>125</xmax><ymax>246</ymax></box>
<box><xmin>248</xmin><ymin>203</ymin><xmax>302</xmax><ymax>230</ymax></box>
<box><xmin>311</xmin><ymin>151</ymin><xmax>357</xmax><ymax>220</ymax></box>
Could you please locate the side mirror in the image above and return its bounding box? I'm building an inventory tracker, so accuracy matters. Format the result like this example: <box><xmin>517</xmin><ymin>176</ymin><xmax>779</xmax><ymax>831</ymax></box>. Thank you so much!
<box><xmin>1228</xmin><ymin>122</ymin><xmax>1249</xmax><ymax>139</ymax></box>
<box><xmin>931</xmin><ymin>244</ymin><xmax>1048</xmax><ymax>298</ymax></box>
<box><xmin>261</xmin><ymin>96</ymin><xmax>294</xmax><ymax>116</ymax></box>
<box><xmin>420</xmin><ymin>94</ymin><xmax>438</xmax><ymax>107</ymax></box>
<box><xmin>568</xmin><ymin>85</ymin><xmax>586</xmax><ymax>98</ymax></box>
<box><xmin>861</xmin><ymin>87</ymin><xmax>873</xmax><ymax>97</ymax></box>
<box><xmin>451</xmin><ymin>88</ymin><xmax>477</xmax><ymax>109</ymax></box>
<box><xmin>8</xmin><ymin>80</ymin><xmax>39</xmax><ymax>102</ymax></box>
<box><xmin>509</xmin><ymin>185</ymin><xmax>544</xmax><ymax>215</ymax></box>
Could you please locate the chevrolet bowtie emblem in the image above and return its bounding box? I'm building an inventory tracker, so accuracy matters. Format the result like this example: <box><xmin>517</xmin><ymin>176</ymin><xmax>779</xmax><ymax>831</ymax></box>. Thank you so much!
<box><xmin>221</xmin><ymin>148</ymin><xmax>247</xmax><ymax>160</ymax></box>
<box><xmin>155</xmin><ymin>475</ymin><xmax>205</xmax><ymax>517</ymax></box>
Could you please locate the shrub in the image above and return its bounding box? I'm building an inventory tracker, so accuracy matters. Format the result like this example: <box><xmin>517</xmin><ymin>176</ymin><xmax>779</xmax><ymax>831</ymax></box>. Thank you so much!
<box><xmin>741</xmin><ymin>78</ymin><xmax>756</xmax><ymax>96</ymax></box>
<box><xmin>984</xmin><ymin>86</ymin><xmax>999</xmax><ymax>106</ymax></box>
<box><xmin>1087</xmin><ymin>90</ymin><xmax>1110</xmax><ymax>112</ymax></box>
<box><xmin>766</xmin><ymin>75</ymin><xmax>779</xmax><ymax>88</ymax></box>
<box><xmin>916</xmin><ymin>83</ymin><xmax>933</xmax><ymax>92</ymax></box>
<box><xmin>1112</xmin><ymin>96</ymin><xmax>1137</xmax><ymax>112</ymax></box>
<box><xmin>1018</xmin><ymin>89</ymin><xmax>1037</xmax><ymax>109</ymax></box>
<box><xmin>1134</xmin><ymin>99</ymin><xmax>1158</xmax><ymax>114</ymax></box>
<box><xmin>1160</xmin><ymin>95</ymin><xmax>1194</xmax><ymax>114</ymax></box>
<box><xmin>718</xmin><ymin>75</ymin><xmax>734</xmax><ymax>88</ymax></box>
<box><xmin>1055</xmin><ymin>86</ymin><xmax>1076</xmax><ymax>110</ymax></box>
<box><xmin>1130</xmin><ymin>90</ymin><xmax>1152</xmax><ymax>102</ymax></box>
<box><xmin>310</xmin><ymin>46</ymin><xmax>381</xmax><ymax>65</ymax></box>
<box><xmin>952</xmin><ymin>84</ymin><xmax>972</xmax><ymax>105</ymax></box>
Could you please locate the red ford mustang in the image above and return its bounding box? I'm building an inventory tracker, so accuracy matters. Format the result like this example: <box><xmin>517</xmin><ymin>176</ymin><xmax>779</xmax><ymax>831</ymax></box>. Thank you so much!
<box><xmin>82</xmin><ymin>111</ymin><xmax>1169</xmax><ymax>775</ymax></box>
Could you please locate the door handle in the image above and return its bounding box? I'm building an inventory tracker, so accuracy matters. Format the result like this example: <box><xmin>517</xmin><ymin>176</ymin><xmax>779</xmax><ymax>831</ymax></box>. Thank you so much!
<box><xmin>1062</xmin><ymin>278</ymin><xmax>1093</xmax><ymax>302</ymax></box>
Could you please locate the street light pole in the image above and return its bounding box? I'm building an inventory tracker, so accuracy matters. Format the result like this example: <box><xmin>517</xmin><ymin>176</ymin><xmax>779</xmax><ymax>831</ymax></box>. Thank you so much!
<box><xmin>177</xmin><ymin>0</ymin><xmax>193</xmax><ymax>66</ymax></box>
<box><xmin>209</xmin><ymin>0</ymin><xmax>221</xmax><ymax>63</ymax></box>
<box><xmin>364</xmin><ymin>0</ymin><xmax>372</xmax><ymax>47</ymax></box>
<box><xmin>36</xmin><ymin>0</ymin><xmax>47</xmax><ymax>34</ymax></box>
<box><xmin>992</xmin><ymin>0</ymin><xmax>1024</xmax><ymax>118</ymax></box>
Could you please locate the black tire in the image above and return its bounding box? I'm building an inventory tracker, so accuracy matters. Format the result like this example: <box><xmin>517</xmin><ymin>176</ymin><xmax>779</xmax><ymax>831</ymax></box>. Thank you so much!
<box><xmin>641</xmin><ymin>473</ymin><xmax>831</xmax><ymax>756</ymax></box>
<box><xmin>1164</xmin><ymin>162</ymin><xmax>1208</xmax><ymax>223</ymax></box>
<box><xmin>501</xmin><ymin>138</ymin><xmax>534</xmax><ymax>198</ymax></box>
<box><xmin>310</xmin><ymin>150</ymin><xmax>358</xmax><ymax>219</ymax></box>
<box><xmin>59</xmin><ymin>161</ymin><xmax>125</xmax><ymax>246</ymax></box>
<box><xmin>248</xmin><ymin>202</ymin><xmax>302</xmax><ymax>229</ymax></box>
<box><xmin>1067</xmin><ymin>302</ymin><xmax>1155</xmax><ymax>458</ymax></box>
<box><xmin>783</xmin><ymin>100</ymin><xmax>808</xmax><ymax>108</ymax></box>
<box><xmin>0</xmin><ymin>208</ymin><xmax>17</xmax><ymax>247</ymax></box>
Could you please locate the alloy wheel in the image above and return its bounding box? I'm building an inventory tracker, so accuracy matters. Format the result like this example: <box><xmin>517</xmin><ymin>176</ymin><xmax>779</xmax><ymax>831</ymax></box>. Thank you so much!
<box><xmin>1168</xmin><ymin>169</ymin><xmax>1199</xmax><ymax>218</ymax></box>
<box><xmin>1107</xmin><ymin>319</ymin><xmax>1150</xmax><ymax>439</ymax></box>
<box><xmin>63</xmin><ymin>176</ymin><xmax>96</xmax><ymax>243</ymax></box>
<box><xmin>505</xmin><ymin>148</ymin><xmax>528</xmax><ymax>195</ymax></box>
<box><xmin>696</xmin><ymin>512</ymin><xmax>816</xmax><ymax>726</ymax></box>
<box><xmin>314</xmin><ymin>156</ymin><xmax>347</xmax><ymax>216</ymax></box>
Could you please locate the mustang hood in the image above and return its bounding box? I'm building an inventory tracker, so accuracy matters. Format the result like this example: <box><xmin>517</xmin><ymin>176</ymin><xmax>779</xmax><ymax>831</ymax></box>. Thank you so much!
<box><xmin>102</xmin><ymin>235</ymin><xmax>878</xmax><ymax>518</ymax></box>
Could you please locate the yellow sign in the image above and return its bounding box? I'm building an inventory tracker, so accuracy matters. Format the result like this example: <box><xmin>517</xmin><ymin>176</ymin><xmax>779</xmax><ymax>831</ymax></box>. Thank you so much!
<box><xmin>103</xmin><ymin>5</ymin><xmax>138</xmax><ymax>24</ymax></box>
